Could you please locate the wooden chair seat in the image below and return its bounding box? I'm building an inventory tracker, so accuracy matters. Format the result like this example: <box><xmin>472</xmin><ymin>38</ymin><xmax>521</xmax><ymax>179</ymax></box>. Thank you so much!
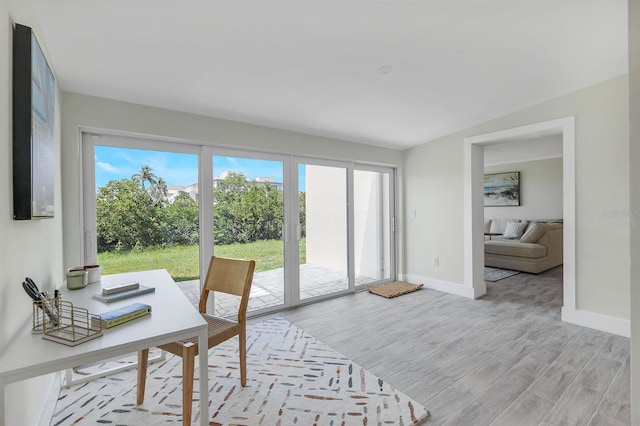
<box><xmin>158</xmin><ymin>315</ymin><xmax>240</xmax><ymax>356</ymax></box>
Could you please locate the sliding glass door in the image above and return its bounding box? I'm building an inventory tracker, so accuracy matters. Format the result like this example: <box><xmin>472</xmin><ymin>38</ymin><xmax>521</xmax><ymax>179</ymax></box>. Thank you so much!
<box><xmin>353</xmin><ymin>166</ymin><xmax>394</xmax><ymax>286</ymax></box>
<box><xmin>298</xmin><ymin>161</ymin><xmax>350</xmax><ymax>301</ymax></box>
<box><xmin>211</xmin><ymin>151</ymin><xmax>286</xmax><ymax>315</ymax></box>
<box><xmin>82</xmin><ymin>133</ymin><xmax>396</xmax><ymax>316</ymax></box>
<box><xmin>82</xmin><ymin>133</ymin><xmax>201</xmax><ymax>294</ymax></box>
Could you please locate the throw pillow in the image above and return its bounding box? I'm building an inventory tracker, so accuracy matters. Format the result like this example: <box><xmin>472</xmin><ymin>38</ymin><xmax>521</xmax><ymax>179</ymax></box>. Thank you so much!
<box><xmin>503</xmin><ymin>221</ymin><xmax>527</xmax><ymax>239</ymax></box>
<box><xmin>523</xmin><ymin>220</ymin><xmax>541</xmax><ymax>234</ymax></box>
<box><xmin>521</xmin><ymin>223</ymin><xmax>546</xmax><ymax>243</ymax></box>
<box><xmin>489</xmin><ymin>219</ymin><xmax>519</xmax><ymax>234</ymax></box>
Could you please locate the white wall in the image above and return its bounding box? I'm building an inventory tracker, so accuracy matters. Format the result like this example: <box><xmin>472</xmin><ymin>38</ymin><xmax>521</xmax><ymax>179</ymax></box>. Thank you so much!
<box><xmin>306</xmin><ymin>166</ymin><xmax>389</xmax><ymax>280</ymax></box>
<box><xmin>306</xmin><ymin>165</ymin><xmax>347</xmax><ymax>271</ymax></box>
<box><xmin>403</xmin><ymin>135</ymin><xmax>465</xmax><ymax>285</ymax></box>
<box><xmin>60</xmin><ymin>92</ymin><xmax>403</xmax><ymax>275</ymax></box>
<box><xmin>403</xmin><ymin>75</ymin><xmax>629</xmax><ymax>321</ymax></box>
<box><xmin>484</xmin><ymin>157</ymin><xmax>562</xmax><ymax>221</ymax></box>
<box><xmin>353</xmin><ymin>171</ymin><xmax>387</xmax><ymax>280</ymax></box>
<box><xmin>628</xmin><ymin>0</ymin><xmax>639</xmax><ymax>421</ymax></box>
<box><xmin>0</xmin><ymin>0</ymin><xmax>64</xmax><ymax>424</ymax></box>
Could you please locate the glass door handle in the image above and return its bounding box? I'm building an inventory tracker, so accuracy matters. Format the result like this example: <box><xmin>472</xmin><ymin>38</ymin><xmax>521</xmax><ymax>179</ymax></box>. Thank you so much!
<box><xmin>283</xmin><ymin>223</ymin><xmax>290</xmax><ymax>243</ymax></box>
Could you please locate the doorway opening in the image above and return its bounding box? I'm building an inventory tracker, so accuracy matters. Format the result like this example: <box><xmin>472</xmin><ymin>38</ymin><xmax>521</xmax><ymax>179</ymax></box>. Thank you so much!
<box><xmin>463</xmin><ymin>117</ymin><xmax>577</xmax><ymax>322</ymax></box>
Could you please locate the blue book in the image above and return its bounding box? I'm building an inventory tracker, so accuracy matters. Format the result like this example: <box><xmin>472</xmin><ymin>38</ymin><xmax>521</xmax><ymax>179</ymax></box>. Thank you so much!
<box><xmin>99</xmin><ymin>303</ymin><xmax>151</xmax><ymax>328</ymax></box>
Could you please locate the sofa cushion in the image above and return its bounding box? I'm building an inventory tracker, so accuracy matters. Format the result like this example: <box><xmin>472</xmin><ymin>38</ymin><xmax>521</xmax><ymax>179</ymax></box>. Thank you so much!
<box><xmin>489</xmin><ymin>219</ymin><xmax>521</xmax><ymax>234</ymax></box>
<box><xmin>484</xmin><ymin>241</ymin><xmax>547</xmax><ymax>258</ymax></box>
<box><xmin>521</xmin><ymin>222</ymin><xmax>563</xmax><ymax>243</ymax></box>
<box><xmin>503</xmin><ymin>222</ymin><xmax>527</xmax><ymax>239</ymax></box>
<box><xmin>522</xmin><ymin>219</ymin><xmax>563</xmax><ymax>233</ymax></box>
<box><xmin>523</xmin><ymin>220</ymin><xmax>543</xmax><ymax>234</ymax></box>
<box><xmin>521</xmin><ymin>223</ymin><xmax>546</xmax><ymax>243</ymax></box>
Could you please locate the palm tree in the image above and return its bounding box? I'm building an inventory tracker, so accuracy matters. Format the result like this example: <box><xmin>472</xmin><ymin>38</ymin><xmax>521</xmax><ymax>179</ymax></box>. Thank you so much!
<box><xmin>132</xmin><ymin>165</ymin><xmax>158</xmax><ymax>190</ymax></box>
<box><xmin>132</xmin><ymin>166</ymin><xmax>169</xmax><ymax>204</ymax></box>
<box><xmin>150</xmin><ymin>177</ymin><xmax>168</xmax><ymax>204</ymax></box>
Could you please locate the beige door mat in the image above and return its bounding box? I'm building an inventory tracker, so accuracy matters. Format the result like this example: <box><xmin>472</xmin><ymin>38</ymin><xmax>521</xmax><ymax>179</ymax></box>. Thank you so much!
<box><xmin>367</xmin><ymin>281</ymin><xmax>424</xmax><ymax>298</ymax></box>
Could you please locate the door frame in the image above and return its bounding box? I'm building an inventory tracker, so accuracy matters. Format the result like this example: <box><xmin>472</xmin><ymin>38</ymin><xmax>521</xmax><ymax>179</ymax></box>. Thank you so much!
<box><xmin>80</xmin><ymin>131</ymin><xmax>201</xmax><ymax>265</ymax></box>
<box><xmin>292</xmin><ymin>156</ymin><xmax>354</xmax><ymax>305</ymax></box>
<box><xmin>80</xmin><ymin>129</ymin><xmax>399</xmax><ymax>314</ymax></box>
<box><xmin>353</xmin><ymin>163</ymin><xmax>397</xmax><ymax>289</ymax></box>
<box><xmin>463</xmin><ymin>117</ymin><xmax>576</xmax><ymax>317</ymax></box>
<box><xmin>207</xmin><ymin>146</ymin><xmax>292</xmax><ymax>313</ymax></box>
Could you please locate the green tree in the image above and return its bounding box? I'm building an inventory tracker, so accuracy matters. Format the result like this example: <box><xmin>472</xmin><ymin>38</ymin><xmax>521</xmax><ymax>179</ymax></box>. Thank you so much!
<box><xmin>213</xmin><ymin>172</ymin><xmax>285</xmax><ymax>244</ymax></box>
<box><xmin>213</xmin><ymin>172</ymin><xmax>250</xmax><ymax>244</ymax></box>
<box><xmin>263</xmin><ymin>185</ymin><xmax>284</xmax><ymax>240</ymax></box>
<box><xmin>164</xmin><ymin>191</ymin><xmax>199</xmax><ymax>245</ymax></box>
<box><xmin>97</xmin><ymin>169</ymin><xmax>294</xmax><ymax>251</ymax></box>
<box><xmin>150</xmin><ymin>177</ymin><xmax>168</xmax><ymax>204</ymax></box>
<box><xmin>96</xmin><ymin>179</ymin><xmax>165</xmax><ymax>251</ymax></box>
<box><xmin>298</xmin><ymin>191</ymin><xmax>306</xmax><ymax>238</ymax></box>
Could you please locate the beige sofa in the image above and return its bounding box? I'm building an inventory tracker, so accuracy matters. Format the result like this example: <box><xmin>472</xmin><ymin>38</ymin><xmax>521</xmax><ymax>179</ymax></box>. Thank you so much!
<box><xmin>484</xmin><ymin>219</ymin><xmax>563</xmax><ymax>274</ymax></box>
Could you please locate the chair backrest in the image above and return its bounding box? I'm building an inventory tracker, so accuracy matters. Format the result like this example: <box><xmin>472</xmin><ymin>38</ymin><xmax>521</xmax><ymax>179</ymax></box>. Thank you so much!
<box><xmin>199</xmin><ymin>256</ymin><xmax>255</xmax><ymax>319</ymax></box>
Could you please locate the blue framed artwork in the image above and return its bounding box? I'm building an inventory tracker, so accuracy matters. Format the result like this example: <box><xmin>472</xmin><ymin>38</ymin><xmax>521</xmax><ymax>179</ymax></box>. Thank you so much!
<box><xmin>13</xmin><ymin>23</ymin><xmax>56</xmax><ymax>219</ymax></box>
<box><xmin>484</xmin><ymin>172</ymin><xmax>520</xmax><ymax>206</ymax></box>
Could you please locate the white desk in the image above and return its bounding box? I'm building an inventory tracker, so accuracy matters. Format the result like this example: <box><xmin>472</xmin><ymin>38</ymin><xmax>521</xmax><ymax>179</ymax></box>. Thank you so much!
<box><xmin>0</xmin><ymin>269</ymin><xmax>209</xmax><ymax>426</ymax></box>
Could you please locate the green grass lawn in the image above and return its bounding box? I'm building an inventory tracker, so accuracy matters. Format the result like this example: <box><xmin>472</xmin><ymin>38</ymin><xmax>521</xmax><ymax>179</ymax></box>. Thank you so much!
<box><xmin>98</xmin><ymin>239</ymin><xmax>306</xmax><ymax>282</ymax></box>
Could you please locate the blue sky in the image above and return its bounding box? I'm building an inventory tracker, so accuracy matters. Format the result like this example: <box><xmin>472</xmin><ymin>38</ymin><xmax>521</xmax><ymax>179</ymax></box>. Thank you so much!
<box><xmin>95</xmin><ymin>146</ymin><xmax>305</xmax><ymax>190</ymax></box>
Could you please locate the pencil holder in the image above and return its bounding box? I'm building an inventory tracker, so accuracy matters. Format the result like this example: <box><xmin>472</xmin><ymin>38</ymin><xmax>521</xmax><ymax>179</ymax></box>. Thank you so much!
<box><xmin>32</xmin><ymin>294</ymin><xmax>62</xmax><ymax>334</ymax></box>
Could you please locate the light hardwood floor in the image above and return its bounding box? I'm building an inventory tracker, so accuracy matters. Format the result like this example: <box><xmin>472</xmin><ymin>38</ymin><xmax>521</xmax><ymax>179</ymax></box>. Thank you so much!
<box><xmin>254</xmin><ymin>266</ymin><xmax>631</xmax><ymax>425</ymax></box>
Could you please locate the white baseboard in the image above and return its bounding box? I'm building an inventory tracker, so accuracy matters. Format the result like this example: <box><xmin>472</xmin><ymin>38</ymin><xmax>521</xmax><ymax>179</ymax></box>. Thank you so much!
<box><xmin>401</xmin><ymin>274</ymin><xmax>630</xmax><ymax>338</ymax></box>
<box><xmin>562</xmin><ymin>307</ymin><xmax>630</xmax><ymax>338</ymax></box>
<box><xmin>401</xmin><ymin>274</ymin><xmax>476</xmax><ymax>298</ymax></box>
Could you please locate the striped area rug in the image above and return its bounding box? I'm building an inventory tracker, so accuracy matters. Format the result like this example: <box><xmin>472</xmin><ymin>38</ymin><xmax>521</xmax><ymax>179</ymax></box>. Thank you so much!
<box><xmin>484</xmin><ymin>267</ymin><xmax>521</xmax><ymax>282</ymax></box>
<box><xmin>51</xmin><ymin>318</ymin><xmax>430</xmax><ymax>425</ymax></box>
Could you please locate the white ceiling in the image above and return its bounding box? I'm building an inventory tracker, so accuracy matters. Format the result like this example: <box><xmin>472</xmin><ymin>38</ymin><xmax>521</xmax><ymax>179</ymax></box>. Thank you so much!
<box><xmin>31</xmin><ymin>0</ymin><xmax>628</xmax><ymax>150</ymax></box>
<box><xmin>484</xmin><ymin>135</ymin><xmax>562</xmax><ymax>166</ymax></box>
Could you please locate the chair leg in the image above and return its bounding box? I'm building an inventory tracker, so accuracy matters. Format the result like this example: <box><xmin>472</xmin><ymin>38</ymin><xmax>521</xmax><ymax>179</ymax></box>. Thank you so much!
<box><xmin>182</xmin><ymin>343</ymin><xmax>197</xmax><ymax>426</ymax></box>
<box><xmin>239</xmin><ymin>325</ymin><xmax>247</xmax><ymax>386</ymax></box>
<box><xmin>136</xmin><ymin>349</ymin><xmax>149</xmax><ymax>405</ymax></box>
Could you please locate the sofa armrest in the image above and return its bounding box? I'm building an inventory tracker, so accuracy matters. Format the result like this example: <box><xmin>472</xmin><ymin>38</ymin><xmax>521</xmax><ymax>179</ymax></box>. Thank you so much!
<box><xmin>537</xmin><ymin>228</ymin><xmax>563</xmax><ymax>262</ymax></box>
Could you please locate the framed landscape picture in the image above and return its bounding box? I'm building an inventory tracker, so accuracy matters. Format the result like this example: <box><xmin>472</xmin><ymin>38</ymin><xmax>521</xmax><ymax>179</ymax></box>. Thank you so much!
<box><xmin>13</xmin><ymin>23</ymin><xmax>56</xmax><ymax>219</ymax></box>
<box><xmin>484</xmin><ymin>172</ymin><xmax>520</xmax><ymax>206</ymax></box>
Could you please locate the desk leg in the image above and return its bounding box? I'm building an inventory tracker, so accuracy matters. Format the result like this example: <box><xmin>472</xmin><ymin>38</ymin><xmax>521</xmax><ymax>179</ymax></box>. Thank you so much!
<box><xmin>198</xmin><ymin>330</ymin><xmax>209</xmax><ymax>426</ymax></box>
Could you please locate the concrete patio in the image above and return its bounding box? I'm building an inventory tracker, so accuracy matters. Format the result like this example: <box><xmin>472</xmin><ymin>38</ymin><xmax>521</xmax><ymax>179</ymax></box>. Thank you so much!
<box><xmin>176</xmin><ymin>263</ymin><xmax>376</xmax><ymax>316</ymax></box>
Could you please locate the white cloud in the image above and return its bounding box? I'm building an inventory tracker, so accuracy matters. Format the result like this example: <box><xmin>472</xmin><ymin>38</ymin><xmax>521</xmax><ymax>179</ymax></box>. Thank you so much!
<box><xmin>96</xmin><ymin>161</ymin><xmax>118</xmax><ymax>173</ymax></box>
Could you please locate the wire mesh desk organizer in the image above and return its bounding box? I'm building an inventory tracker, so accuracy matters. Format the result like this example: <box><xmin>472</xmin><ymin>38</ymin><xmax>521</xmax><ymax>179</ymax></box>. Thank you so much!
<box><xmin>34</xmin><ymin>295</ymin><xmax>103</xmax><ymax>346</ymax></box>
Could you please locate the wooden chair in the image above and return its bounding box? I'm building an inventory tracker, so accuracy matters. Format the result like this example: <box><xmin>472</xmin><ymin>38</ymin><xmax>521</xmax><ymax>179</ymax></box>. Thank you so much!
<box><xmin>136</xmin><ymin>256</ymin><xmax>256</xmax><ymax>425</ymax></box>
